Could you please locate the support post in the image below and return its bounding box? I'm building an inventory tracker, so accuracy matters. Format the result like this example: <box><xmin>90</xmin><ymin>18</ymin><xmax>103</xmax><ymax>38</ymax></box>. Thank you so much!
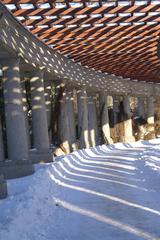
<box><xmin>0</xmin><ymin>174</ymin><xmax>7</xmax><ymax>199</ymax></box>
<box><xmin>88</xmin><ymin>93</ymin><xmax>99</xmax><ymax>147</ymax></box>
<box><xmin>77</xmin><ymin>88</ymin><xmax>90</xmax><ymax>149</ymax></box>
<box><xmin>99</xmin><ymin>92</ymin><xmax>113</xmax><ymax>144</ymax></box>
<box><xmin>137</xmin><ymin>97</ymin><xmax>145</xmax><ymax>118</ymax></box>
<box><xmin>51</xmin><ymin>83</ymin><xmax>64</xmax><ymax>145</ymax></box>
<box><xmin>58</xmin><ymin>88</ymin><xmax>76</xmax><ymax>153</ymax></box>
<box><xmin>0</xmin><ymin>58</ymin><xmax>34</xmax><ymax>179</ymax></box>
<box><xmin>44</xmin><ymin>80</ymin><xmax>52</xmax><ymax>144</ymax></box>
<box><xmin>66</xmin><ymin>89</ymin><xmax>77</xmax><ymax>151</ymax></box>
<box><xmin>137</xmin><ymin>97</ymin><xmax>146</xmax><ymax>140</ymax></box>
<box><xmin>0</xmin><ymin>116</ymin><xmax>4</xmax><ymax>162</ymax></box>
<box><xmin>21</xmin><ymin>78</ymin><xmax>31</xmax><ymax>149</ymax></box>
<box><xmin>30</xmin><ymin>68</ymin><xmax>52</xmax><ymax>163</ymax></box>
<box><xmin>122</xmin><ymin>96</ymin><xmax>135</xmax><ymax>143</ymax></box>
<box><xmin>146</xmin><ymin>96</ymin><xmax>155</xmax><ymax>139</ymax></box>
<box><xmin>113</xmin><ymin>96</ymin><xmax>120</xmax><ymax>142</ymax></box>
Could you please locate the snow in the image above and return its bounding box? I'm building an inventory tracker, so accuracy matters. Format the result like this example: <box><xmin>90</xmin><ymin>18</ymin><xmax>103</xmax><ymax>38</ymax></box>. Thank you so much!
<box><xmin>0</xmin><ymin>139</ymin><xmax>160</xmax><ymax>240</ymax></box>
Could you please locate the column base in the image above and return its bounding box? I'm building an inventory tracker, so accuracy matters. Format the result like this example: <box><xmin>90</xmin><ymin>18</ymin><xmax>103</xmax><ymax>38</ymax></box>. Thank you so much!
<box><xmin>71</xmin><ymin>142</ymin><xmax>79</xmax><ymax>151</ymax></box>
<box><xmin>0</xmin><ymin>174</ymin><xmax>7</xmax><ymax>199</ymax></box>
<box><xmin>137</xmin><ymin>134</ymin><xmax>145</xmax><ymax>141</ymax></box>
<box><xmin>144</xmin><ymin>132</ymin><xmax>156</xmax><ymax>140</ymax></box>
<box><xmin>105</xmin><ymin>137</ymin><xmax>114</xmax><ymax>145</ymax></box>
<box><xmin>53</xmin><ymin>147</ymin><xmax>66</xmax><ymax>157</ymax></box>
<box><xmin>121</xmin><ymin>136</ymin><xmax>135</xmax><ymax>143</ymax></box>
<box><xmin>0</xmin><ymin>160</ymin><xmax>34</xmax><ymax>180</ymax></box>
<box><xmin>29</xmin><ymin>149</ymin><xmax>53</xmax><ymax>163</ymax></box>
<box><xmin>59</xmin><ymin>142</ymin><xmax>71</xmax><ymax>154</ymax></box>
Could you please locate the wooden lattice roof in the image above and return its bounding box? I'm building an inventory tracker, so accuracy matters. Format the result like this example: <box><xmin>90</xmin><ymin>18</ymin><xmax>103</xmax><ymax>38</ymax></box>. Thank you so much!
<box><xmin>1</xmin><ymin>0</ymin><xmax>160</xmax><ymax>83</ymax></box>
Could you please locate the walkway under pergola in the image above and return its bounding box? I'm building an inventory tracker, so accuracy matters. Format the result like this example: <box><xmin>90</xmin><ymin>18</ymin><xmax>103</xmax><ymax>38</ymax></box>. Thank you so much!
<box><xmin>0</xmin><ymin>1</ymin><xmax>160</xmax><ymax>199</ymax></box>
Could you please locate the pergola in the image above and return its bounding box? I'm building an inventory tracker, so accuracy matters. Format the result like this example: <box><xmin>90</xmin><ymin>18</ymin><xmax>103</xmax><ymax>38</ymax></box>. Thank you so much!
<box><xmin>2</xmin><ymin>0</ymin><xmax>160</xmax><ymax>82</ymax></box>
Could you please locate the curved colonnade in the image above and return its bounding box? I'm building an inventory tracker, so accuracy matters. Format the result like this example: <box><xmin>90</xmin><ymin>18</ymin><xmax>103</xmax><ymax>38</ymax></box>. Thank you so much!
<box><xmin>0</xmin><ymin>3</ymin><xmax>160</xmax><ymax>199</ymax></box>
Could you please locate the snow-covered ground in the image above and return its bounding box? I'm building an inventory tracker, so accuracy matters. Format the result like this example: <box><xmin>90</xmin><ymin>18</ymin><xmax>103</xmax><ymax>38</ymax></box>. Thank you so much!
<box><xmin>0</xmin><ymin>139</ymin><xmax>160</xmax><ymax>240</ymax></box>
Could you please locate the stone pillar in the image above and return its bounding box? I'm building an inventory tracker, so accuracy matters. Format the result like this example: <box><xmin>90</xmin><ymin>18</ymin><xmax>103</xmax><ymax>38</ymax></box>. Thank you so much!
<box><xmin>113</xmin><ymin>96</ymin><xmax>120</xmax><ymax>142</ymax></box>
<box><xmin>77</xmin><ymin>88</ymin><xmax>90</xmax><ymax>149</ymax></box>
<box><xmin>122</xmin><ymin>96</ymin><xmax>135</xmax><ymax>143</ymax></box>
<box><xmin>0</xmin><ymin>174</ymin><xmax>7</xmax><ymax>199</ymax></box>
<box><xmin>99</xmin><ymin>92</ymin><xmax>113</xmax><ymax>144</ymax></box>
<box><xmin>0</xmin><ymin>58</ymin><xmax>34</xmax><ymax>179</ymax></box>
<box><xmin>58</xmin><ymin>88</ymin><xmax>76</xmax><ymax>154</ymax></box>
<box><xmin>137</xmin><ymin>97</ymin><xmax>146</xmax><ymax>139</ymax></box>
<box><xmin>58</xmin><ymin>89</ymin><xmax>70</xmax><ymax>154</ymax></box>
<box><xmin>0</xmin><ymin>116</ymin><xmax>4</xmax><ymax>162</ymax></box>
<box><xmin>146</xmin><ymin>96</ymin><xmax>155</xmax><ymax>139</ymax></box>
<box><xmin>88</xmin><ymin>93</ymin><xmax>99</xmax><ymax>147</ymax></box>
<box><xmin>66</xmin><ymin>89</ymin><xmax>77</xmax><ymax>151</ymax></box>
<box><xmin>137</xmin><ymin>97</ymin><xmax>145</xmax><ymax>118</ymax></box>
<box><xmin>21</xmin><ymin>79</ymin><xmax>31</xmax><ymax>149</ymax></box>
<box><xmin>44</xmin><ymin>80</ymin><xmax>52</xmax><ymax>143</ymax></box>
<box><xmin>113</xmin><ymin>96</ymin><xmax>119</xmax><ymax>125</ymax></box>
<box><xmin>30</xmin><ymin>68</ymin><xmax>52</xmax><ymax>163</ymax></box>
<box><xmin>51</xmin><ymin>82</ymin><xmax>64</xmax><ymax>145</ymax></box>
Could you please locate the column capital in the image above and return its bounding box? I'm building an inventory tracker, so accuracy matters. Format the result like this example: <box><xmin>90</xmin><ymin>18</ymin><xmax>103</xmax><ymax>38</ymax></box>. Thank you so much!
<box><xmin>65</xmin><ymin>85</ymin><xmax>75</xmax><ymax>92</ymax></box>
<box><xmin>100</xmin><ymin>90</ymin><xmax>108</xmax><ymax>95</ymax></box>
<box><xmin>87</xmin><ymin>92</ymin><xmax>97</xmax><ymax>98</ymax></box>
<box><xmin>77</xmin><ymin>87</ymin><xmax>87</xmax><ymax>96</ymax></box>
<box><xmin>44</xmin><ymin>79</ymin><xmax>53</xmax><ymax>86</ymax></box>
<box><xmin>54</xmin><ymin>80</ymin><xmax>65</xmax><ymax>89</ymax></box>
<box><xmin>0</xmin><ymin>56</ymin><xmax>20</xmax><ymax>64</ymax></box>
<box><xmin>77</xmin><ymin>86</ymin><xmax>87</xmax><ymax>91</ymax></box>
<box><xmin>0</xmin><ymin>57</ymin><xmax>20</xmax><ymax>70</ymax></box>
<box><xmin>147</xmin><ymin>95</ymin><xmax>154</xmax><ymax>98</ymax></box>
<box><xmin>29</xmin><ymin>66</ymin><xmax>45</xmax><ymax>77</ymax></box>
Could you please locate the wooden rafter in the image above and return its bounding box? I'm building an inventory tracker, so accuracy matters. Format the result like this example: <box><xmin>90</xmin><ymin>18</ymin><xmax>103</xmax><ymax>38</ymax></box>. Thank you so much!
<box><xmin>2</xmin><ymin>0</ymin><xmax>160</xmax><ymax>83</ymax></box>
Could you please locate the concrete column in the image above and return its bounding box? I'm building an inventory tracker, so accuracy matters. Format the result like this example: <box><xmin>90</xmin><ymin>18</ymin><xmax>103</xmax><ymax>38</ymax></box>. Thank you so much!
<box><xmin>113</xmin><ymin>96</ymin><xmax>119</xmax><ymax>125</ymax></box>
<box><xmin>66</xmin><ymin>89</ymin><xmax>77</xmax><ymax>151</ymax></box>
<box><xmin>137</xmin><ymin>97</ymin><xmax>146</xmax><ymax>139</ymax></box>
<box><xmin>0</xmin><ymin>116</ymin><xmax>4</xmax><ymax>162</ymax></box>
<box><xmin>0</xmin><ymin>174</ymin><xmax>7</xmax><ymax>199</ymax></box>
<box><xmin>88</xmin><ymin>93</ymin><xmax>99</xmax><ymax>147</ymax></box>
<box><xmin>146</xmin><ymin>96</ymin><xmax>155</xmax><ymax>139</ymax></box>
<box><xmin>2</xmin><ymin>58</ymin><xmax>29</xmax><ymax>161</ymax></box>
<box><xmin>30</xmin><ymin>68</ymin><xmax>52</xmax><ymax>163</ymax></box>
<box><xmin>52</xmin><ymin>82</ymin><xmax>64</xmax><ymax>145</ymax></box>
<box><xmin>58</xmin><ymin>88</ymin><xmax>76</xmax><ymax>153</ymax></box>
<box><xmin>0</xmin><ymin>58</ymin><xmax>34</xmax><ymax>179</ymax></box>
<box><xmin>44</xmin><ymin>80</ymin><xmax>52</xmax><ymax>143</ymax></box>
<box><xmin>77</xmin><ymin>88</ymin><xmax>90</xmax><ymax>149</ymax></box>
<box><xmin>113</xmin><ymin>96</ymin><xmax>120</xmax><ymax>142</ymax></box>
<box><xmin>122</xmin><ymin>96</ymin><xmax>135</xmax><ymax>143</ymax></box>
<box><xmin>21</xmin><ymin>79</ymin><xmax>31</xmax><ymax>148</ymax></box>
<box><xmin>59</xmin><ymin>90</ymin><xmax>70</xmax><ymax>154</ymax></box>
<box><xmin>137</xmin><ymin>97</ymin><xmax>145</xmax><ymax>118</ymax></box>
<box><xmin>99</xmin><ymin>92</ymin><xmax>113</xmax><ymax>144</ymax></box>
